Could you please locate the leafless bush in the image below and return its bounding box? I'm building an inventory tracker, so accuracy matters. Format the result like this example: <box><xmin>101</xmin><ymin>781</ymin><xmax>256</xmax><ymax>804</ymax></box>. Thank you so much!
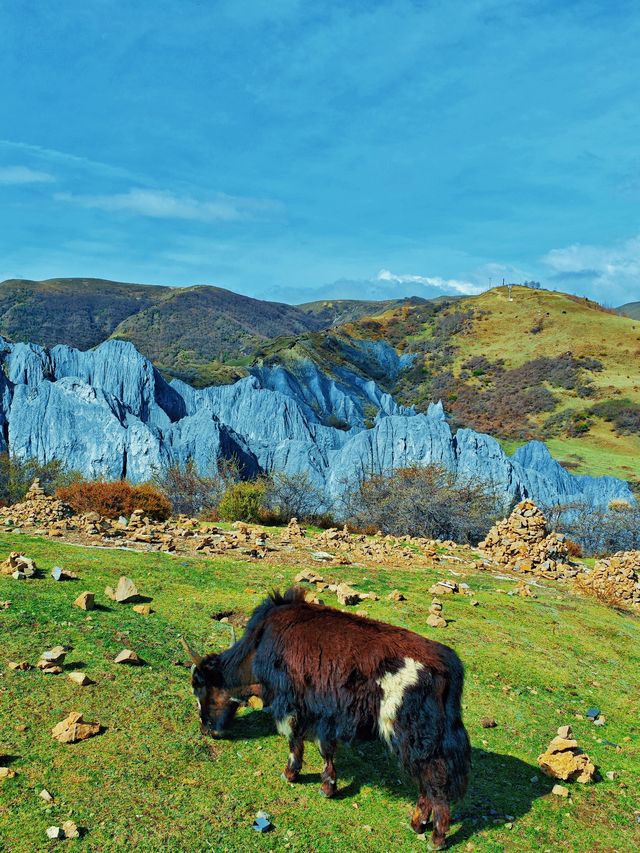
<box><xmin>545</xmin><ymin>500</ymin><xmax>640</xmax><ymax>556</ymax></box>
<box><xmin>153</xmin><ymin>458</ymin><xmax>239</xmax><ymax>516</ymax></box>
<box><xmin>264</xmin><ymin>471</ymin><xmax>324</xmax><ymax>522</ymax></box>
<box><xmin>345</xmin><ymin>465</ymin><xmax>500</xmax><ymax>543</ymax></box>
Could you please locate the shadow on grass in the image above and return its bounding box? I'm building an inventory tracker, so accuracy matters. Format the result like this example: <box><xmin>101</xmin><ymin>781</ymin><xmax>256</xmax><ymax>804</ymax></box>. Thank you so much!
<box><xmin>222</xmin><ymin>713</ymin><xmax>554</xmax><ymax>844</ymax></box>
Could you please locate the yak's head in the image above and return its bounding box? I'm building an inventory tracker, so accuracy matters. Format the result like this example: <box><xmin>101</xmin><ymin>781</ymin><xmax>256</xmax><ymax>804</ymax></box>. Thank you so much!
<box><xmin>181</xmin><ymin>637</ymin><xmax>239</xmax><ymax>737</ymax></box>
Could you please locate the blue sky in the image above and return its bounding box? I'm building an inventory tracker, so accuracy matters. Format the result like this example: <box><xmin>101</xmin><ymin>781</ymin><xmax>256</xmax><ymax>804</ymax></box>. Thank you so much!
<box><xmin>1</xmin><ymin>0</ymin><xmax>639</xmax><ymax>304</ymax></box>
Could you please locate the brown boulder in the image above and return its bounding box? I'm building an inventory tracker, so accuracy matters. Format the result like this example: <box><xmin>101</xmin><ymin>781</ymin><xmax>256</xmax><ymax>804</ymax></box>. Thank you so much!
<box><xmin>51</xmin><ymin>712</ymin><xmax>100</xmax><ymax>743</ymax></box>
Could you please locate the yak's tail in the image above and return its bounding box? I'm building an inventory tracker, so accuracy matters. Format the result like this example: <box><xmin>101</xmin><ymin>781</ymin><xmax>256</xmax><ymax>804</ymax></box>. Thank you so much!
<box><xmin>441</xmin><ymin>654</ymin><xmax>471</xmax><ymax>801</ymax></box>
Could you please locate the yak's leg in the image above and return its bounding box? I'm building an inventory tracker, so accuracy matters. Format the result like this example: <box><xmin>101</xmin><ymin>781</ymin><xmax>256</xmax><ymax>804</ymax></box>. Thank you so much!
<box><xmin>431</xmin><ymin>801</ymin><xmax>451</xmax><ymax>850</ymax></box>
<box><xmin>410</xmin><ymin>791</ymin><xmax>433</xmax><ymax>834</ymax></box>
<box><xmin>282</xmin><ymin>735</ymin><xmax>304</xmax><ymax>783</ymax></box>
<box><xmin>318</xmin><ymin>739</ymin><xmax>338</xmax><ymax>798</ymax></box>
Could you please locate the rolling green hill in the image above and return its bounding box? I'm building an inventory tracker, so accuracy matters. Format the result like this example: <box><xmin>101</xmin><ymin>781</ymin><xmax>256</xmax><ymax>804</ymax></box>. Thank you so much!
<box><xmin>0</xmin><ymin>278</ymin><xmax>169</xmax><ymax>350</ymax></box>
<box><xmin>298</xmin><ymin>295</ymin><xmax>430</xmax><ymax>327</ymax></box>
<box><xmin>111</xmin><ymin>286</ymin><xmax>324</xmax><ymax>386</ymax></box>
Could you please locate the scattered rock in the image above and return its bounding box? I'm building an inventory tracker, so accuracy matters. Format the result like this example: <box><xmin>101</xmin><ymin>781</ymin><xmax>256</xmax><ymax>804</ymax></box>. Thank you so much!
<box><xmin>252</xmin><ymin>810</ymin><xmax>273</xmax><ymax>833</ymax></box>
<box><xmin>586</xmin><ymin>707</ymin><xmax>600</xmax><ymax>721</ymax></box>
<box><xmin>132</xmin><ymin>604</ymin><xmax>153</xmax><ymax>615</ymax></box>
<box><xmin>481</xmin><ymin>718</ymin><xmax>497</xmax><ymax>729</ymax></box>
<box><xmin>38</xmin><ymin>663</ymin><xmax>63</xmax><ymax>675</ymax></box>
<box><xmin>552</xmin><ymin>784</ymin><xmax>569</xmax><ymax>798</ymax></box>
<box><xmin>67</xmin><ymin>671</ymin><xmax>94</xmax><ymax>686</ymax></box>
<box><xmin>538</xmin><ymin>726</ymin><xmax>596</xmax><ymax>783</ymax></box>
<box><xmin>606</xmin><ymin>771</ymin><xmax>617</xmax><ymax>781</ymax></box>
<box><xmin>0</xmin><ymin>767</ymin><xmax>16</xmax><ymax>779</ymax></box>
<box><xmin>8</xmin><ymin>660</ymin><xmax>31</xmax><ymax>671</ymax></box>
<box><xmin>51</xmin><ymin>712</ymin><xmax>101</xmax><ymax>743</ymax></box>
<box><xmin>62</xmin><ymin>820</ymin><xmax>80</xmax><ymax>839</ymax></box>
<box><xmin>113</xmin><ymin>648</ymin><xmax>143</xmax><ymax>665</ymax></box>
<box><xmin>51</xmin><ymin>566</ymin><xmax>79</xmax><ymax>581</ymax></box>
<box><xmin>41</xmin><ymin>646</ymin><xmax>67</xmax><ymax>663</ymax></box>
<box><xmin>336</xmin><ymin>582</ymin><xmax>363</xmax><ymax>606</ymax></box>
<box><xmin>105</xmin><ymin>576</ymin><xmax>139</xmax><ymax>603</ymax></box>
<box><xmin>387</xmin><ymin>590</ymin><xmax>406</xmax><ymax>602</ymax></box>
<box><xmin>46</xmin><ymin>826</ymin><xmax>63</xmax><ymax>840</ymax></box>
<box><xmin>294</xmin><ymin>569</ymin><xmax>325</xmax><ymax>585</ymax></box>
<box><xmin>312</xmin><ymin>551</ymin><xmax>334</xmax><ymax>562</ymax></box>
<box><xmin>429</xmin><ymin>581</ymin><xmax>458</xmax><ymax>595</ymax></box>
<box><xmin>73</xmin><ymin>591</ymin><xmax>95</xmax><ymax>611</ymax></box>
<box><xmin>39</xmin><ymin>789</ymin><xmax>54</xmax><ymax>803</ymax></box>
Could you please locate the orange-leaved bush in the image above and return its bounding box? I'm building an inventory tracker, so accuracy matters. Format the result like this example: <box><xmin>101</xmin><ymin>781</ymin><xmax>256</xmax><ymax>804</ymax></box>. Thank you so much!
<box><xmin>57</xmin><ymin>480</ymin><xmax>171</xmax><ymax>521</ymax></box>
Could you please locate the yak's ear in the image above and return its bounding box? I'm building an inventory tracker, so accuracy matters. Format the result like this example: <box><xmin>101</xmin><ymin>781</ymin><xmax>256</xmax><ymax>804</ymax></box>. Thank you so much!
<box><xmin>180</xmin><ymin>637</ymin><xmax>202</xmax><ymax>666</ymax></box>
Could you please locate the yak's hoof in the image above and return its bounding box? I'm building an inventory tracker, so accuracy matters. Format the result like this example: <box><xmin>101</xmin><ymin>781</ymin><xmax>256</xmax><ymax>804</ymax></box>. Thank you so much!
<box><xmin>319</xmin><ymin>782</ymin><xmax>337</xmax><ymax>798</ymax></box>
<box><xmin>427</xmin><ymin>840</ymin><xmax>448</xmax><ymax>851</ymax></box>
<box><xmin>281</xmin><ymin>770</ymin><xmax>299</xmax><ymax>783</ymax></box>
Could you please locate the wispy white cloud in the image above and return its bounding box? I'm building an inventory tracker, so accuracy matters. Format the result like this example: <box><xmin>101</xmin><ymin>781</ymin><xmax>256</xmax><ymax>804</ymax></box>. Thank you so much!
<box><xmin>0</xmin><ymin>139</ymin><xmax>135</xmax><ymax>180</ymax></box>
<box><xmin>542</xmin><ymin>233</ymin><xmax>640</xmax><ymax>304</ymax></box>
<box><xmin>0</xmin><ymin>165</ymin><xmax>55</xmax><ymax>185</ymax></box>
<box><xmin>376</xmin><ymin>268</ymin><xmax>484</xmax><ymax>295</ymax></box>
<box><xmin>56</xmin><ymin>187</ymin><xmax>283</xmax><ymax>222</ymax></box>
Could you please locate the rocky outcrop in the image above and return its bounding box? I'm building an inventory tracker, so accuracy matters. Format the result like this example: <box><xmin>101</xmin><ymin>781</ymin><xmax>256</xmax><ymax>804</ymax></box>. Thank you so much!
<box><xmin>0</xmin><ymin>336</ymin><xmax>633</xmax><ymax>513</ymax></box>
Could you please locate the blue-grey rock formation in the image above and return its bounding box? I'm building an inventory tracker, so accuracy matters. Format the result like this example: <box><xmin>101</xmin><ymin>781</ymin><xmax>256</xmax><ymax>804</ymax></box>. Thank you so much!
<box><xmin>0</xmin><ymin>336</ymin><xmax>633</xmax><ymax>512</ymax></box>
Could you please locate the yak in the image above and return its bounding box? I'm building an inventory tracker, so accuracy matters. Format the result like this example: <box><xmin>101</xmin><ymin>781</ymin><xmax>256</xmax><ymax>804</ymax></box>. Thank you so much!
<box><xmin>183</xmin><ymin>588</ymin><xmax>470</xmax><ymax>849</ymax></box>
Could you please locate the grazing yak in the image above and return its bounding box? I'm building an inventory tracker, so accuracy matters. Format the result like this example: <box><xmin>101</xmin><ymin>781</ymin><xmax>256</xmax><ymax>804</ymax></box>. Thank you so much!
<box><xmin>183</xmin><ymin>588</ymin><xmax>470</xmax><ymax>849</ymax></box>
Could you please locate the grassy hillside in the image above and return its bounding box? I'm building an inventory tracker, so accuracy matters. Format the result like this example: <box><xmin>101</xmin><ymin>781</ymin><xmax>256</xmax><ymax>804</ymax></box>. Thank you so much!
<box><xmin>111</xmin><ymin>286</ymin><xmax>324</xmax><ymax>386</ymax></box>
<box><xmin>1</xmin><ymin>533</ymin><xmax>638</xmax><ymax>851</ymax></box>
<box><xmin>298</xmin><ymin>296</ymin><xmax>429</xmax><ymax>327</ymax></box>
<box><xmin>406</xmin><ymin>286</ymin><xmax>640</xmax><ymax>484</ymax></box>
<box><xmin>275</xmin><ymin>286</ymin><xmax>640</xmax><ymax>484</ymax></box>
<box><xmin>0</xmin><ymin>278</ymin><xmax>169</xmax><ymax>350</ymax></box>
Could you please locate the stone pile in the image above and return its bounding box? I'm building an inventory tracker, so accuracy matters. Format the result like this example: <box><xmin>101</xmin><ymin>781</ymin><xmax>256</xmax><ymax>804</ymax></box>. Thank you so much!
<box><xmin>576</xmin><ymin>551</ymin><xmax>640</xmax><ymax>610</ymax></box>
<box><xmin>537</xmin><ymin>725</ymin><xmax>596</xmax><ymax>783</ymax></box>
<box><xmin>479</xmin><ymin>500</ymin><xmax>577</xmax><ymax>579</ymax></box>
<box><xmin>1</xmin><ymin>480</ymin><xmax>73</xmax><ymax>527</ymax></box>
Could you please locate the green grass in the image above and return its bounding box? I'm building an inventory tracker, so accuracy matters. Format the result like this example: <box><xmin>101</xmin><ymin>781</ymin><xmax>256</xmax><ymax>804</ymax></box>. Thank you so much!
<box><xmin>1</xmin><ymin>534</ymin><xmax>639</xmax><ymax>851</ymax></box>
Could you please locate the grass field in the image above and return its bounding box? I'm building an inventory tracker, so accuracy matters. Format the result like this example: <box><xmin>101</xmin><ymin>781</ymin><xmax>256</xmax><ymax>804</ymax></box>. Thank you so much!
<box><xmin>1</xmin><ymin>534</ymin><xmax>639</xmax><ymax>852</ymax></box>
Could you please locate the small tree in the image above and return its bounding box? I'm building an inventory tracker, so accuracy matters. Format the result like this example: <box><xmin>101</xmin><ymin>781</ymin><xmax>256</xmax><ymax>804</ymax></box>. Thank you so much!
<box><xmin>218</xmin><ymin>480</ymin><xmax>269</xmax><ymax>523</ymax></box>
<box><xmin>264</xmin><ymin>471</ymin><xmax>324</xmax><ymax>521</ymax></box>
<box><xmin>0</xmin><ymin>454</ymin><xmax>81</xmax><ymax>506</ymax></box>
<box><xmin>154</xmin><ymin>458</ymin><xmax>239</xmax><ymax>516</ymax></box>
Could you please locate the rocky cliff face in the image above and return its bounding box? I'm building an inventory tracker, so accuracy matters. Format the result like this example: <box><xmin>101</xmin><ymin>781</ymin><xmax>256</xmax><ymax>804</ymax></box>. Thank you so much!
<box><xmin>0</xmin><ymin>337</ymin><xmax>633</xmax><ymax>511</ymax></box>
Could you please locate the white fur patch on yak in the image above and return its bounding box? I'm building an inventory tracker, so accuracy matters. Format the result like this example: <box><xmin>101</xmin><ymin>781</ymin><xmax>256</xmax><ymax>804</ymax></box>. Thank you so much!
<box><xmin>377</xmin><ymin>657</ymin><xmax>424</xmax><ymax>741</ymax></box>
<box><xmin>276</xmin><ymin>715</ymin><xmax>294</xmax><ymax>739</ymax></box>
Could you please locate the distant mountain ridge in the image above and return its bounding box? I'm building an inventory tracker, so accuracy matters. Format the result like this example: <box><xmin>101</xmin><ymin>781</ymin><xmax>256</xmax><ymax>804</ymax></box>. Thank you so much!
<box><xmin>0</xmin><ymin>278</ymin><xmax>427</xmax><ymax>386</ymax></box>
<box><xmin>618</xmin><ymin>301</ymin><xmax>640</xmax><ymax>320</ymax></box>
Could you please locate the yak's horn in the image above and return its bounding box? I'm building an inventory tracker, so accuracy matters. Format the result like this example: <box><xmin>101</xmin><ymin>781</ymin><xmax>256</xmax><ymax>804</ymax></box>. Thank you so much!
<box><xmin>180</xmin><ymin>636</ymin><xmax>202</xmax><ymax>665</ymax></box>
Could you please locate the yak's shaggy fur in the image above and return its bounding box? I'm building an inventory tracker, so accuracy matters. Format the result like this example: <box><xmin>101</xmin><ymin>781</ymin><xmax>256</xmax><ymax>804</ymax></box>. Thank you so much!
<box><xmin>190</xmin><ymin>588</ymin><xmax>470</xmax><ymax>848</ymax></box>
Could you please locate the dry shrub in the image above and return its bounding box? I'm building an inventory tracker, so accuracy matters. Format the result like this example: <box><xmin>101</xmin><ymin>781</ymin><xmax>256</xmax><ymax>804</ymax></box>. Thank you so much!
<box><xmin>565</xmin><ymin>538</ymin><xmax>583</xmax><ymax>558</ymax></box>
<box><xmin>57</xmin><ymin>480</ymin><xmax>171</xmax><ymax>521</ymax></box>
